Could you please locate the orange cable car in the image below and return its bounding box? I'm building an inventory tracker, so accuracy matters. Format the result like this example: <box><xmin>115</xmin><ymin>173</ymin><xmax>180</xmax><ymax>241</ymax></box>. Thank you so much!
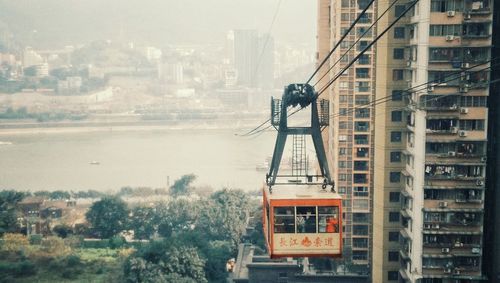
<box><xmin>263</xmin><ymin>185</ymin><xmax>342</xmax><ymax>258</ymax></box>
<box><xmin>262</xmin><ymin>84</ymin><xmax>342</xmax><ymax>258</ymax></box>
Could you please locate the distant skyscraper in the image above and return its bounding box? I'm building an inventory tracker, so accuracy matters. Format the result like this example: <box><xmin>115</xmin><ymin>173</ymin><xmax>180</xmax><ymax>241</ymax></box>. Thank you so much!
<box><xmin>232</xmin><ymin>29</ymin><xmax>275</xmax><ymax>89</ymax></box>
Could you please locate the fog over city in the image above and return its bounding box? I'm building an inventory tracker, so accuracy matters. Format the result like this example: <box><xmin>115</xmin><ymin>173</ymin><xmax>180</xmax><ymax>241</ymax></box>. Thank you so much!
<box><xmin>0</xmin><ymin>0</ymin><xmax>317</xmax><ymax>47</ymax></box>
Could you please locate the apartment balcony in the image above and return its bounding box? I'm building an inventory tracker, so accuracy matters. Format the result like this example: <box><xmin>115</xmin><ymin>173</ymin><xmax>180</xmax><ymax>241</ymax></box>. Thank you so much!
<box><xmin>465</xmin><ymin>0</ymin><xmax>491</xmax><ymax>14</ymax></box>
<box><xmin>423</xmin><ymin>246</ymin><xmax>482</xmax><ymax>258</ymax></box>
<box><xmin>425</xmin><ymin>153</ymin><xmax>487</xmax><ymax>165</ymax></box>
<box><xmin>423</xmin><ymin>221</ymin><xmax>482</xmax><ymax>234</ymax></box>
<box><xmin>422</xmin><ymin>267</ymin><xmax>482</xmax><ymax>279</ymax></box>
<box><xmin>425</xmin><ymin>199</ymin><xmax>483</xmax><ymax>210</ymax></box>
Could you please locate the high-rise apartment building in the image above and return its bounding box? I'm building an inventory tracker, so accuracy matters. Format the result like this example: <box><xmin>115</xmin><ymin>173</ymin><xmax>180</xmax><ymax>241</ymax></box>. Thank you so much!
<box><xmin>372</xmin><ymin>0</ymin><xmax>493</xmax><ymax>282</ymax></box>
<box><xmin>318</xmin><ymin>0</ymin><xmax>493</xmax><ymax>282</ymax></box>
<box><xmin>317</xmin><ymin>0</ymin><xmax>376</xmax><ymax>273</ymax></box>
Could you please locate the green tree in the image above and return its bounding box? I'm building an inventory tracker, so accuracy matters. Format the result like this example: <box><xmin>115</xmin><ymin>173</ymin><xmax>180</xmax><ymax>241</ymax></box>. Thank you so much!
<box><xmin>130</xmin><ymin>206</ymin><xmax>156</xmax><ymax>240</ymax></box>
<box><xmin>85</xmin><ymin>197</ymin><xmax>129</xmax><ymax>238</ymax></box>
<box><xmin>169</xmin><ymin>174</ymin><xmax>196</xmax><ymax>197</ymax></box>
<box><xmin>0</xmin><ymin>190</ymin><xmax>26</xmax><ymax>235</ymax></box>
<box><xmin>155</xmin><ymin>199</ymin><xmax>198</xmax><ymax>238</ymax></box>
<box><xmin>194</xmin><ymin>189</ymin><xmax>252</xmax><ymax>248</ymax></box>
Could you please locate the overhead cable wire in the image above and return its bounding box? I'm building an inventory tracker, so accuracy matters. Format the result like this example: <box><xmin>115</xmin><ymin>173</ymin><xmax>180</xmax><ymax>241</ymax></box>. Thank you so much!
<box><xmin>329</xmin><ymin>62</ymin><xmax>498</xmax><ymax>119</ymax></box>
<box><xmin>247</xmin><ymin>60</ymin><xmax>496</xmax><ymax>136</ymax></box>
<box><xmin>305</xmin><ymin>0</ymin><xmax>377</xmax><ymax>85</ymax></box>
<box><xmin>317</xmin><ymin>0</ymin><xmax>420</xmax><ymax>96</ymax></box>
<box><xmin>313</xmin><ymin>0</ymin><xmax>400</xmax><ymax>88</ymax></box>
<box><xmin>236</xmin><ymin>0</ymin><xmax>282</xmax><ymax>137</ymax></box>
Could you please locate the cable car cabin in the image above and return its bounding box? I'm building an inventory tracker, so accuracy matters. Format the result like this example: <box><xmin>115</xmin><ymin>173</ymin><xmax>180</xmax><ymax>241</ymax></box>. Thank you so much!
<box><xmin>263</xmin><ymin>185</ymin><xmax>342</xmax><ymax>258</ymax></box>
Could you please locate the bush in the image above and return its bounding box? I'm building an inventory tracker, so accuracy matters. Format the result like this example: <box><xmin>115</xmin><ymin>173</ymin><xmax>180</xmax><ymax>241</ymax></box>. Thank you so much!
<box><xmin>82</xmin><ymin>239</ymin><xmax>110</xmax><ymax>249</ymax></box>
<box><xmin>1</xmin><ymin>233</ymin><xmax>29</xmax><ymax>252</ymax></box>
<box><xmin>0</xmin><ymin>260</ymin><xmax>37</xmax><ymax>277</ymax></box>
<box><xmin>41</xmin><ymin>236</ymin><xmax>71</xmax><ymax>257</ymax></box>
<box><xmin>109</xmin><ymin>236</ymin><xmax>126</xmax><ymax>249</ymax></box>
<box><xmin>29</xmin><ymin>234</ymin><xmax>43</xmax><ymax>245</ymax></box>
<box><xmin>65</xmin><ymin>254</ymin><xmax>82</xmax><ymax>267</ymax></box>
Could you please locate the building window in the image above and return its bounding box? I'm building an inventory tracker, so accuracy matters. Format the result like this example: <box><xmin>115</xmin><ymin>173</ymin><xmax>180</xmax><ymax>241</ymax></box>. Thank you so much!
<box><xmin>355</xmin><ymin>121</ymin><xmax>370</xmax><ymax>132</ymax></box>
<box><xmin>393</xmin><ymin>48</ymin><xmax>405</xmax><ymax>59</ymax></box>
<box><xmin>355</xmin><ymin>135</ymin><xmax>369</xmax><ymax>145</ymax></box>
<box><xmin>394</xmin><ymin>27</ymin><xmax>405</xmax><ymax>39</ymax></box>
<box><xmin>354</xmin><ymin>174</ymin><xmax>368</xmax><ymax>184</ymax></box>
<box><xmin>388</xmin><ymin>251</ymin><xmax>399</xmax><ymax>262</ymax></box>
<box><xmin>390</xmin><ymin>172</ymin><xmax>401</xmax><ymax>183</ymax></box>
<box><xmin>353</xmin><ymin>186</ymin><xmax>369</xmax><ymax>197</ymax></box>
<box><xmin>392</xmin><ymin>69</ymin><xmax>405</xmax><ymax>81</ymax></box>
<box><xmin>395</xmin><ymin>5</ymin><xmax>406</xmax><ymax>17</ymax></box>
<box><xmin>353</xmin><ymin>225</ymin><xmax>369</xmax><ymax>235</ymax></box>
<box><xmin>356</xmin><ymin>147</ymin><xmax>369</xmax><ymax>157</ymax></box>
<box><xmin>354</xmin><ymin>161</ymin><xmax>369</xmax><ymax>171</ymax></box>
<box><xmin>389</xmin><ymin>212</ymin><xmax>400</xmax><ymax>222</ymax></box>
<box><xmin>390</xmin><ymin>131</ymin><xmax>402</xmax><ymax>142</ymax></box>
<box><xmin>358</xmin><ymin>41</ymin><xmax>371</xmax><ymax>52</ymax></box>
<box><xmin>390</xmin><ymin>152</ymin><xmax>401</xmax><ymax>162</ymax></box>
<box><xmin>353</xmin><ymin>238</ymin><xmax>368</xmax><ymax>248</ymax></box>
<box><xmin>389</xmin><ymin>232</ymin><xmax>399</xmax><ymax>242</ymax></box>
<box><xmin>388</xmin><ymin>271</ymin><xmax>399</xmax><ymax>281</ymax></box>
<box><xmin>429</xmin><ymin>24</ymin><xmax>462</xmax><ymax>36</ymax></box>
<box><xmin>358</xmin><ymin>13</ymin><xmax>372</xmax><ymax>24</ymax></box>
<box><xmin>392</xmin><ymin>90</ymin><xmax>403</xmax><ymax>101</ymax></box>
<box><xmin>356</xmin><ymin>68</ymin><xmax>370</xmax><ymax>79</ymax></box>
<box><xmin>355</xmin><ymin>95</ymin><xmax>370</xmax><ymax>105</ymax></box>
<box><xmin>355</xmin><ymin>108</ymin><xmax>370</xmax><ymax>118</ymax></box>
<box><xmin>391</xmin><ymin>111</ymin><xmax>403</xmax><ymax>122</ymax></box>
<box><xmin>352</xmin><ymin>250</ymin><xmax>368</xmax><ymax>260</ymax></box>
<box><xmin>339</xmin><ymin>148</ymin><xmax>347</xmax><ymax>155</ymax></box>
<box><xmin>358</xmin><ymin>54</ymin><xmax>371</xmax><ymax>64</ymax></box>
<box><xmin>389</xmin><ymin>192</ymin><xmax>400</xmax><ymax>202</ymax></box>
<box><xmin>339</xmin><ymin>95</ymin><xmax>349</xmax><ymax>103</ymax></box>
<box><xmin>459</xmin><ymin>120</ymin><xmax>485</xmax><ymax>131</ymax></box>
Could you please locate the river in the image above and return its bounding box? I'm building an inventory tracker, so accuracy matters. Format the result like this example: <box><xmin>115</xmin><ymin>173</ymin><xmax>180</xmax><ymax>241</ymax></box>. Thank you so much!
<box><xmin>0</xmin><ymin>128</ymin><xmax>277</xmax><ymax>192</ymax></box>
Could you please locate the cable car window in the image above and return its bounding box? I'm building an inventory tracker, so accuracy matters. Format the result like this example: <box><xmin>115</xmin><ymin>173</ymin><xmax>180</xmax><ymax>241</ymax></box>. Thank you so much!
<box><xmin>296</xmin><ymin>206</ymin><xmax>317</xmax><ymax>233</ymax></box>
<box><xmin>318</xmin><ymin>206</ymin><xmax>340</xmax><ymax>233</ymax></box>
<box><xmin>274</xmin><ymin>207</ymin><xmax>295</xmax><ymax>233</ymax></box>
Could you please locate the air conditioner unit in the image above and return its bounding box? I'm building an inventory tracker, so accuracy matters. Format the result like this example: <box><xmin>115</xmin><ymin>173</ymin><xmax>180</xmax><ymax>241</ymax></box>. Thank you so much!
<box><xmin>460</xmin><ymin>108</ymin><xmax>469</xmax><ymax>114</ymax></box>
<box><xmin>448</xmin><ymin>151</ymin><xmax>456</xmax><ymax>157</ymax></box>
<box><xmin>460</xmin><ymin>87</ymin><xmax>469</xmax><ymax>93</ymax></box>
<box><xmin>446</xmin><ymin>35</ymin><xmax>455</xmax><ymax>41</ymax></box>
<box><xmin>477</xmin><ymin>180</ymin><xmax>484</xmax><ymax>186</ymax></box>
<box><xmin>447</xmin><ymin>11</ymin><xmax>456</xmax><ymax>17</ymax></box>
<box><xmin>424</xmin><ymin>223</ymin><xmax>432</xmax><ymax>229</ymax></box>
<box><xmin>442</xmin><ymin>248</ymin><xmax>450</xmax><ymax>253</ymax></box>
<box><xmin>472</xmin><ymin>247</ymin><xmax>481</xmax><ymax>254</ymax></box>
<box><xmin>464</xmin><ymin>12</ymin><xmax>471</xmax><ymax>20</ymax></box>
<box><xmin>432</xmin><ymin>224</ymin><xmax>440</xmax><ymax>229</ymax></box>
<box><xmin>451</xmin><ymin>127</ymin><xmax>459</xmax><ymax>133</ymax></box>
<box><xmin>439</xmin><ymin>201</ymin><xmax>448</xmax><ymax>208</ymax></box>
<box><xmin>459</xmin><ymin>130</ymin><xmax>468</xmax><ymax>137</ymax></box>
<box><xmin>481</xmin><ymin>156</ymin><xmax>487</xmax><ymax>162</ymax></box>
<box><xmin>453</xmin><ymin>269</ymin><xmax>461</xmax><ymax>275</ymax></box>
<box><xmin>428</xmin><ymin>86</ymin><xmax>435</xmax><ymax>92</ymax></box>
<box><xmin>462</xmin><ymin>62</ymin><xmax>470</xmax><ymax>68</ymax></box>
<box><xmin>407</xmin><ymin>60</ymin><xmax>412</xmax><ymax>67</ymax></box>
<box><xmin>444</xmin><ymin>268</ymin><xmax>452</xmax><ymax>274</ymax></box>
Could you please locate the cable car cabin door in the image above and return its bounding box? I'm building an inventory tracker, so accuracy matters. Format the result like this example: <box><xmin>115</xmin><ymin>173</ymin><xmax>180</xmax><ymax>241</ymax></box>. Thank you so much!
<box><xmin>263</xmin><ymin>186</ymin><xmax>342</xmax><ymax>258</ymax></box>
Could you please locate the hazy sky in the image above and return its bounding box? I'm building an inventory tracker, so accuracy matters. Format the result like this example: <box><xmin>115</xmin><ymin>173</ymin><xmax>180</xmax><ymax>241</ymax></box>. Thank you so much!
<box><xmin>0</xmin><ymin>0</ymin><xmax>317</xmax><ymax>47</ymax></box>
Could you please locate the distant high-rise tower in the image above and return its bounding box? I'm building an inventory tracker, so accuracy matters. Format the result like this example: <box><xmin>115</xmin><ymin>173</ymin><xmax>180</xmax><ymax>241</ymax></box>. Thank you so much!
<box><xmin>233</xmin><ymin>29</ymin><xmax>275</xmax><ymax>89</ymax></box>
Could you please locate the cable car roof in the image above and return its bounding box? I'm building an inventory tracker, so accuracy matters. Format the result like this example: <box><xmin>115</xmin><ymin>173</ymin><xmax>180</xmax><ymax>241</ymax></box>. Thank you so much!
<box><xmin>265</xmin><ymin>184</ymin><xmax>341</xmax><ymax>200</ymax></box>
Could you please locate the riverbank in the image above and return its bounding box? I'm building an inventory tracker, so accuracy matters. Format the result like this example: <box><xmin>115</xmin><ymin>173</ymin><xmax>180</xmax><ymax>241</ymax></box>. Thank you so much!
<box><xmin>0</xmin><ymin>118</ymin><xmax>268</xmax><ymax>136</ymax></box>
